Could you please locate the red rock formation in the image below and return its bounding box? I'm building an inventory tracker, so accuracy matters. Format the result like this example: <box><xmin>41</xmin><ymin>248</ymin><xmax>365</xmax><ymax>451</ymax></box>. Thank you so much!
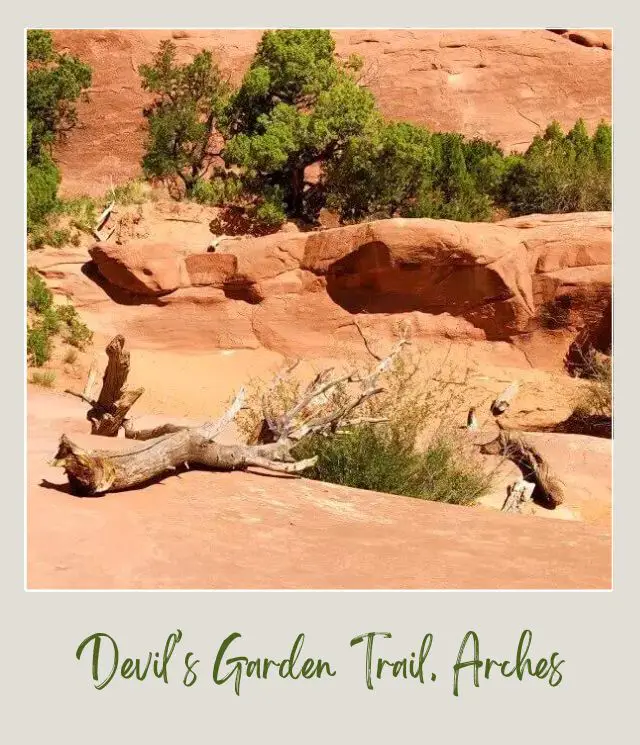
<box><xmin>51</xmin><ymin>29</ymin><xmax>611</xmax><ymax>197</ymax></box>
<box><xmin>85</xmin><ymin>213</ymin><xmax>611</xmax><ymax>368</ymax></box>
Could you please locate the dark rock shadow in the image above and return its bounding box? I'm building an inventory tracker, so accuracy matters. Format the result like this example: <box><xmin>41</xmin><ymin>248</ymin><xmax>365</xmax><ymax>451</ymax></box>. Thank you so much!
<box><xmin>81</xmin><ymin>261</ymin><xmax>169</xmax><ymax>307</ymax></box>
<box><xmin>324</xmin><ymin>240</ymin><xmax>516</xmax><ymax>340</ymax></box>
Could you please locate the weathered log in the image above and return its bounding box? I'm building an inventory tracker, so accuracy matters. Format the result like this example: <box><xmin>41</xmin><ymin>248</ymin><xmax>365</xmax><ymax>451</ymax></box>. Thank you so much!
<box><xmin>53</xmin><ymin>430</ymin><xmax>317</xmax><ymax>496</ymax></box>
<box><xmin>96</xmin><ymin>200</ymin><xmax>115</xmax><ymax>231</ymax></box>
<box><xmin>480</xmin><ymin>430</ymin><xmax>564</xmax><ymax>508</ymax></box>
<box><xmin>253</xmin><ymin>336</ymin><xmax>409</xmax><ymax>445</ymax></box>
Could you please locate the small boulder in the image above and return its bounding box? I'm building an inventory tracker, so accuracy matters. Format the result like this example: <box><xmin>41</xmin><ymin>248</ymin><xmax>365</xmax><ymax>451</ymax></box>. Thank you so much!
<box><xmin>89</xmin><ymin>242</ymin><xmax>188</xmax><ymax>297</ymax></box>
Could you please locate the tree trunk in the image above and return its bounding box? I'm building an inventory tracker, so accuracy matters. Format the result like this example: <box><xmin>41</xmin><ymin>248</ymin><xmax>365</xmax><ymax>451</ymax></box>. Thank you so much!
<box><xmin>290</xmin><ymin>166</ymin><xmax>305</xmax><ymax>216</ymax></box>
<box><xmin>52</xmin><ymin>430</ymin><xmax>317</xmax><ymax>496</ymax></box>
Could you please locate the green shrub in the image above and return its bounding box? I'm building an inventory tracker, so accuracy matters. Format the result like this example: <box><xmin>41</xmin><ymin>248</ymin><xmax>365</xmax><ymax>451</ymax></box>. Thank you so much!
<box><xmin>57</xmin><ymin>305</ymin><xmax>93</xmax><ymax>348</ymax></box>
<box><xmin>106</xmin><ymin>180</ymin><xmax>148</xmax><ymax>206</ymax></box>
<box><xmin>27</xmin><ymin>269</ymin><xmax>53</xmax><ymax>313</ymax></box>
<box><xmin>27</xmin><ymin>272</ymin><xmax>93</xmax><ymax>365</ymax></box>
<box><xmin>27</xmin><ymin>154</ymin><xmax>60</xmax><ymax>231</ymax></box>
<box><xmin>27</xmin><ymin>325</ymin><xmax>52</xmax><ymax>366</ymax></box>
<box><xmin>293</xmin><ymin>426</ymin><xmax>489</xmax><ymax>506</ymax></box>
<box><xmin>501</xmin><ymin>120</ymin><xmax>612</xmax><ymax>215</ymax></box>
<box><xmin>237</xmin><ymin>349</ymin><xmax>492</xmax><ymax>507</ymax></box>
<box><xmin>191</xmin><ymin>175</ymin><xmax>243</xmax><ymax>206</ymax></box>
<box><xmin>60</xmin><ymin>195</ymin><xmax>97</xmax><ymax>232</ymax></box>
<box><xmin>253</xmin><ymin>189</ymin><xmax>287</xmax><ymax>228</ymax></box>
<box><xmin>65</xmin><ymin>315</ymin><xmax>93</xmax><ymax>349</ymax></box>
<box><xmin>50</xmin><ymin>228</ymin><xmax>72</xmax><ymax>247</ymax></box>
<box><xmin>40</xmin><ymin>306</ymin><xmax>61</xmax><ymax>336</ymax></box>
<box><xmin>325</xmin><ymin>122</ymin><xmax>496</xmax><ymax>223</ymax></box>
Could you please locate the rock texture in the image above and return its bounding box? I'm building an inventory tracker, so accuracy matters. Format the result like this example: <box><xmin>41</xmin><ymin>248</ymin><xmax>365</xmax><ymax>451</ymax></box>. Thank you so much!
<box><xmin>27</xmin><ymin>389</ymin><xmax>611</xmax><ymax>589</ymax></box>
<box><xmin>84</xmin><ymin>212</ymin><xmax>611</xmax><ymax>369</ymax></box>
<box><xmin>51</xmin><ymin>29</ymin><xmax>611</xmax><ymax>196</ymax></box>
<box><xmin>548</xmin><ymin>28</ymin><xmax>612</xmax><ymax>50</ymax></box>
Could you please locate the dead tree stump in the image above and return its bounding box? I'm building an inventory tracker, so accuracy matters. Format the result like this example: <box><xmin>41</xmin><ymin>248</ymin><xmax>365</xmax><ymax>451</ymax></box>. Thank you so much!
<box><xmin>66</xmin><ymin>335</ymin><xmax>144</xmax><ymax>436</ymax></box>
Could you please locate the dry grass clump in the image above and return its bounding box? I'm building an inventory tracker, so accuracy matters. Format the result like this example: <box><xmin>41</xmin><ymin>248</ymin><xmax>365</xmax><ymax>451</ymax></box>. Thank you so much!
<box><xmin>236</xmin><ymin>347</ymin><xmax>494</xmax><ymax>506</ymax></box>
<box><xmin>30</xmin><ymin>370</ymin><xmax>56</xmax><ymax>388</ymax></box>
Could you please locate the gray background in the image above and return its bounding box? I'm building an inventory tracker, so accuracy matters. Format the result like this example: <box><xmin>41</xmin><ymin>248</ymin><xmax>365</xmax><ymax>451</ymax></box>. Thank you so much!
<box><xmin>6</xmin><ymin>2</ymin><xmax>637</xmax><ymax>741</ymax></box>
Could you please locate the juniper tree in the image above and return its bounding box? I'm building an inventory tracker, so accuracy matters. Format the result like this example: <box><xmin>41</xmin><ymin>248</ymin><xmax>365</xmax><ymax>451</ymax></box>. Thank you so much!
<box><xmin>223</xmin><ymin>30</ymin><xmax>377</xmax><ymax>222</ymax></box>
<box><xmin>26</xmin><ymin>29</ymin><xmax>92</xmax><ymax>229</ymax></box>
<box><xmin>139</xmin><ymin>40</ymin><xmax>230</xmax><ymax>193</ymax></box>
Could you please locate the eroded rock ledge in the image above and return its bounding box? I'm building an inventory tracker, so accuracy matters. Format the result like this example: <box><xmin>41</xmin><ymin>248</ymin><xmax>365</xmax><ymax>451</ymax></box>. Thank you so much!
<box><xmin>86</xmin><ymin>212</ymin><xmax>611</xmax><ymax>369</ymax></box>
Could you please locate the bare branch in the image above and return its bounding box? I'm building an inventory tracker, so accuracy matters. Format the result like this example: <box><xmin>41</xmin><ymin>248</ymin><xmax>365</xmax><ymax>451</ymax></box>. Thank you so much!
<box><xmin>123</xmin><ymin>422</ymin><xmax>190</xmax><ymax>441</ymax></box>
<box><xmin>201</xmin><ymin>386</ymin><xmax>246</xmax><ymax>439</ymax></box>
<box><xmin>96</xmin><ymin>200</ymin><xmax>114</xmax><ymax>231</ymax></box>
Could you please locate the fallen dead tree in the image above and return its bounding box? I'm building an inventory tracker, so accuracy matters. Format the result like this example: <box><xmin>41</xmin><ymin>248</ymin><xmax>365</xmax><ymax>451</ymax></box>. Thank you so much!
<box><xmin>480</xmin><ymin>428</ymin><xmax>565</xmax><ymax>508</ymax></box>
<box><xmin>56</xmin><ymin>335</ymin><xmax>408</xmax><ymax>495</ymax></box>
<box><xmin>57</xmin><ymin>334</ymin><xmax>564</xmax><ymax>507</ymax></box>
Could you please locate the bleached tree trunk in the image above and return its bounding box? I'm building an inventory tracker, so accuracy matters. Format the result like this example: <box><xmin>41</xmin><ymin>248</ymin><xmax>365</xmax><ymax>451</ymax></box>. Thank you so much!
<box><xmin>52</xmin><ymin>430</ymin><xmax>317</xmax><ymax>496</ymax></box>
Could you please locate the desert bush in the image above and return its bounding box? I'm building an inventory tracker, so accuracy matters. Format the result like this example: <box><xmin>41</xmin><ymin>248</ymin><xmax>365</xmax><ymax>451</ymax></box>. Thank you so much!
<box><xmin>139</xmin><ymin>40</ymin><xmax>230</xmax><ymax>192</ymax></box>
<box><xmin>27</xmin><ymin>269</ymin><xmax>53</xmax><ymax>312</ymax></box>
<box><xmin>293</xmin><ymin>427</ymin><xmax>489</xmax><ymax>506</ymax></box>
<box><xmin>252</xmin><ymin>188</ymin><xmax>288</xmax><ymax>228</ymax></box>
<box><xmin>539</xmin><ymin>295</ymin><xmax>573</xmax><ymax>330</ymax></box>
<box><xmin>27</xmin><ymin>271</ymin><xmax>93</xmax><ymax>365</ymax></box>
<box><xmin>63</xmin><ymin>347</ymin><xmax>78</xmax><ymax>364</ymax></box>
<box><xmin>191</xmin><ymin>173</ymin><xmax>244</xmax><ymax>206</ymax></box>
<box><xmin>27</xmin><ymin>325</ymin><xmax>52</xmax><ymax>367</ymax></box>
<box><xmin>27</xmin><ymin>30</ymin><xmax>91</xmax><ymax>231</ymax></box>
<box><xmin>56</xmin><ymin>304</ymin><xmax>93</xmax><ymax>348</ymax></box>
<box><xmin>27</xmin><ymin>154</ymin><xmax>60</xmax><ymax>231</ymax></box>
<box><xmin>237</xmin><ymin>349</ymin><xmax>493</xmax><ymax>506</ymax></box>
<box><xmin>575</xmin><ymin>352</ymin><xmax>612</xmax><ymax>418</ymax></box>
<box><xmin>60</xmin><ymin>195</ymin><xmax>98</xmax><ymax>232</ymax></box>
<box><xmin>501</xmin><ymin>120</ymin><xmax>612</xmax><ymax>215</ymax></box>
<box><xmin>29</xmin><ymin>369</ymin><xmax>56</xmax><ymax>388</ymax></box>
<box><xmin>106</xmin><ymin>180</ymin><xmax>149</xmax><ymax>206</ymax></box>
<box><xmin>554</xmin><ymin>348</ymin><xmax>612</xmax><ymax>437</ymax></box>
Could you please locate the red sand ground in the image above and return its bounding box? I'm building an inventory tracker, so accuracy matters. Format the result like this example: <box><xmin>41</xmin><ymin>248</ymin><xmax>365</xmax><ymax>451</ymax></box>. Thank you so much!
<box><xmin>27</xmin><ymin>389</ymin><xmax>611</xmax><ymax>590</ymax></box>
